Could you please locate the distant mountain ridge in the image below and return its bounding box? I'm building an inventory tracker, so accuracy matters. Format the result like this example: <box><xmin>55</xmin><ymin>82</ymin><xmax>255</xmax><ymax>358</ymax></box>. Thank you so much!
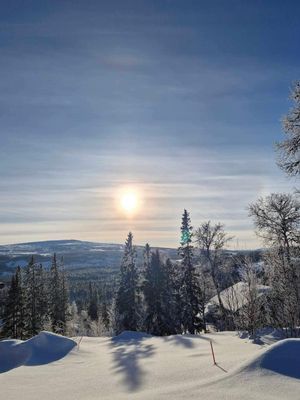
<box><xmin>0</xmin><ymin>239</ymin><xmax>179</xmax><ymax>278</ymax></box>
<box><xmin>0</xmin><ymin>239</ymin><xmax>124</xmax><ymax>253</ymax></box>
<box><xmin>0</xmin><ymin>239</ymin><xmax>261</xmax><ymax>280</ymax></box>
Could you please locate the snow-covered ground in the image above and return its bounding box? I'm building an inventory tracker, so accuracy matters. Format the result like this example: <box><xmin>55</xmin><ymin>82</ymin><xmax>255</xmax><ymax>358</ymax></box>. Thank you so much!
<box><xmin>0</xmin><ymin>331</ymin><xmax>299</xmax><ymax>399</ymax></box>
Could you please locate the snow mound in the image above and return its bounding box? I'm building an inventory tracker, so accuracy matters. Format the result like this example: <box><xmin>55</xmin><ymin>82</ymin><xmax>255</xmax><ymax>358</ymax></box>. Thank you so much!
<box><xmin>0</xmin><ymin>331</ymin><xmax>76</xmax><ymax>373</ymax></box>
<box><xmin>200</xmin><ymin>338</ymin><xmax>300</xmax><ymax>399</ymax></box>
<box><xmin>238</xmin><ymin>338</ymin><xmax>300</xmax><ymax>379</ymax></box>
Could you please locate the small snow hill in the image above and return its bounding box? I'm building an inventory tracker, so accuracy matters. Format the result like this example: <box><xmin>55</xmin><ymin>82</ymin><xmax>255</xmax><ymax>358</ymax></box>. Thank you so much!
<box><xmin>201</xmin><ymin>338</ymin><xmax>300</xmax><ymax>399</ymax></box>
<box><xmin>0</xmin><ymin>331</ymin><xmax>76</xmax><ymax>373</ymax></box>
<box><xmin>239</xmin><ymin>338</ymin><xmax>300</xmax><ymax>379</ymax></box>
<box><xmin>0</xmin><ymin>331</ymin><xmax>299</xmax><ymax>400</ymax></box>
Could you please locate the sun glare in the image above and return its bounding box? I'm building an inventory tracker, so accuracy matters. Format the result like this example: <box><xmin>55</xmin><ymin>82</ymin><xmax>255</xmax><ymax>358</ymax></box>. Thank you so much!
<box><xmin>120</xmin><ymin>191</ymin><xmax>138</xmax><ymax>215</ymax></box>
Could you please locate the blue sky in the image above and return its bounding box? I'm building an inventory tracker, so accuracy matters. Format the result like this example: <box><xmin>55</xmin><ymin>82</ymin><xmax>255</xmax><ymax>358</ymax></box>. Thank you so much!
<box><xmin>0</xmin><ymin>1</ymin><xmax>299</xmax><ymax>247</ymax></box>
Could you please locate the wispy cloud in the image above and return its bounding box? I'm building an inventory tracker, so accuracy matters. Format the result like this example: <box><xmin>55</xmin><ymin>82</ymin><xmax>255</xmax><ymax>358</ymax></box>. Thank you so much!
<box><xmin>0</xmin><ymin>1</ymin><xmax>299</xmax><ymax>247</ymax></box>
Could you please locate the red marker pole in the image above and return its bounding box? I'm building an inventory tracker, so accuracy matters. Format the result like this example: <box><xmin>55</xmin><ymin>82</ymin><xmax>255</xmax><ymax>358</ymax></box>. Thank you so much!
<box><xmin>210</xmin><ymin>340</ymin><xmax>216</xmax><ymax>365</ymax></box>
<box><xmin>77</xmin><ymin>336</ymin><xmax>83</xmax><ymax>350</ymax></box>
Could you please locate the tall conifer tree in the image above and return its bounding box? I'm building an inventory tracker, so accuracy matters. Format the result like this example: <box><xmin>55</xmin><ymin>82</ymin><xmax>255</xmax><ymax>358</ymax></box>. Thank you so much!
<box><xmin>179</xmin><ymin>210</ymin><xmax>203</xmax><ymax>334</ymax></box>
<box><xmin>2</xmin><ymin>267</ymin><xmax>25</xmax><ymax>339</ymax></box>
<box><xmin>115</xmin><ymin>232</ymin><xmax>139</xmax><ymax>333</ymax></box>
<box><xmin>49</xmin><ymin>254</ymin><xmax>69</xmax><ymax>334</ymax></box>
<box><xmin>143</xmin><ymin>250</ymin><xmax>170</xmax><ymax>335</ymax></box>
<box><xmin>23</xmin><ymin>256</ymin><xmax>40</xmax><ymax>336</ymax></box>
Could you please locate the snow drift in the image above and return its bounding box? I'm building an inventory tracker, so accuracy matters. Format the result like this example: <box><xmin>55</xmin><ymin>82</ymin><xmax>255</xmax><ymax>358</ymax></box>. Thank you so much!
<box><xmin>0</xmin><ymin>331</ymin><xmax>76</xmax><ymax>373</ymax></box>
<box><xmin>237</xmin><ymin>338</ymin><xmax>300</xmax><ymax>379</ymax></box>
<box><xmin>199</xmin><ymin>338</ymin><xmax>300</xmax><ymax>399</ymax></box>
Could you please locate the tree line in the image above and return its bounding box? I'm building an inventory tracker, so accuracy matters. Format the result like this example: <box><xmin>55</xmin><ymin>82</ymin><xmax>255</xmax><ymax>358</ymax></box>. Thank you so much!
<box><xmin>1</xmin><ymin>255</ymin><xmax>69</xmax><ymax>339</ymax></box>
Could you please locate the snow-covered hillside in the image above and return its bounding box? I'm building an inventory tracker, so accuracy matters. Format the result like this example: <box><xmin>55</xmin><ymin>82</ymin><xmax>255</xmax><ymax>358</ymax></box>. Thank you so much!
<box><xmin>0</xmin><ymin>331</ymin><xmax>299</xmax><ymax>399</ymax></box>
<box><xmin>0</xmin><ymin>239</ymin><xmax>178</xmax><ymax>274</ymax></box>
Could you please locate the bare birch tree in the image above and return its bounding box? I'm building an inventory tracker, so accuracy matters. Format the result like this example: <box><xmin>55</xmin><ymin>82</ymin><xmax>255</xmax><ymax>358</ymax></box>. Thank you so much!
<box><xmin>277</xmin><ymin>81</ymin><xmax>300</xmax><ymax>176</ymax></box>
<box><xmin>194</xmin><ymin>221</ymin><xmax>232</xmax><ymax>329</ymax></box>
<box><xmin>249</xmin><ymin>193</ymin><xmax>300</xmax><ymax>336</ymax></box>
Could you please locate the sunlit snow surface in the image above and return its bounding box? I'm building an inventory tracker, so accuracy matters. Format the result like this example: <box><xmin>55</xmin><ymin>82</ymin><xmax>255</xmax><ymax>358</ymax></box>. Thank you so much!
<box><xmin>0</xmin><ymin>331</ymin><xmax>299</xmax><ymax>400</ymax></box>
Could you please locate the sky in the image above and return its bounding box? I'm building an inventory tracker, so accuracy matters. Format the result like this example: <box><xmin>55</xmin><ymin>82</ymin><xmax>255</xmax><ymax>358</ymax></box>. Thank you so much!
<box><xmin>0</xmin><ymin>0</ymin><xmax>299</xmax><ymax>248</ymax></box>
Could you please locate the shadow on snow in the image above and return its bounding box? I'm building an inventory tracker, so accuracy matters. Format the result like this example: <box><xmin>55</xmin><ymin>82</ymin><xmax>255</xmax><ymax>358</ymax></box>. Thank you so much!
<box><xmin>110</xmin><ymin>332</ymin><xmax>155</xmax><ymax>392</ymax></box>
<box><xmin>163</xmin><ymin>333</ymin><xmax>215</xmax><ymax>348</ymax></box>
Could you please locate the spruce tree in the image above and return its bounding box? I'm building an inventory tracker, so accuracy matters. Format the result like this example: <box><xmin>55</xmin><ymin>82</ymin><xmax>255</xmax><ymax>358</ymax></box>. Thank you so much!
<box><xmin>88</xmin><ymin>282</ymin><xmax>99</xmax><ymax>321</ymax></box>
<box><xmin>49</xmin><ymin>254</ymin><xmax>69</xmax><ymax>334</ymax></box>
<box><xmin>101</xmin><ymin>301</ymin><xmax>110</xmax><ymax>331</ymax></box>
<box><xmin>179</xmin><ymin>210</ymin><xmax>203</xmax><ymax>334</ymax></box>
<box><xmin>35</xmin><ymin>263</ymin><xmax>49</xmax><ymax>330</ymax></box>
<box><xmin>23</xmin><ymin>257</ymin><xmax>41</xmax><ymax>337</ymax></box>
<box><xmin>143</xmin><ymin>243</ymin><xmax>151</xmax><ymax>273</ymax></box>
<box><xmin>60</xmin><ymin>262</ymin><xmax>69</xmax><ymax>334</ymax></box>
<box><xmin>115</xmin><ymin>232</ymin><xmax>139</xmax><ymax>334</ymax></box>
<box><xmin>164</xmin><ymin>258</ymin><xmax>182</xmax><ymax>334</ymax></box>
<box><xmin>2</xmin><ymin>275</ymin><xmax>17</xmax><ymax>338</ymax></box>
<box><xmin>143</xmin><ymin>250</ymin><xmax>170</xmax><ymax>335</ymax></box>
<box><xmin>2</xmin><ymin>267</ymin><xmax>25</xmax><ymax>339</ymax></box>
<box><xmin>49</xmin><ymin>253</ymin><xmax>61</xmax><ymax>332</ymax></box>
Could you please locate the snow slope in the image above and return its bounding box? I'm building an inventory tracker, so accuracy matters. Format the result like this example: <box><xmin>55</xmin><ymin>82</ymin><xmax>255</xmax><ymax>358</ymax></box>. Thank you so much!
<box><xmin>0</xmin><ymin>331</ymin><xmax>299</xmax><ymax>399</ymax></box>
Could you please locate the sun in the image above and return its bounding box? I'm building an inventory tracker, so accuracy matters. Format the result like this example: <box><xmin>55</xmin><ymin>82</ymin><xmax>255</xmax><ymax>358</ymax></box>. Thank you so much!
<box><xmin>116</xmin><ymin>186</ymin><xmax>142</xmax><ymax>216</ymax></box>
<box><xmin>120</xmin><ymin>191</ymin><xmax>138</xmax><ymax>215</ymax></box>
